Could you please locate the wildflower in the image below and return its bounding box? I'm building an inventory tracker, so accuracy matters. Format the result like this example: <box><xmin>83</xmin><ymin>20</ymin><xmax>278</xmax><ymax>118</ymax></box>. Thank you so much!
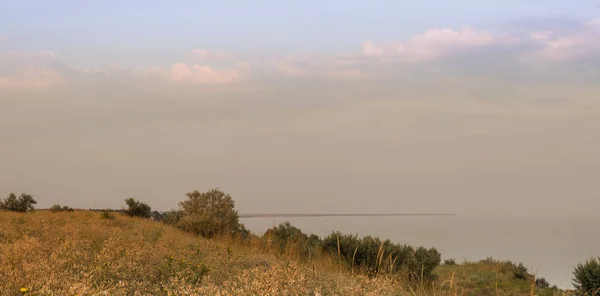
<box><xmin>19</xmin><ymin>287</ymin><xmax>28</xmax><ymax>294</ymax></box>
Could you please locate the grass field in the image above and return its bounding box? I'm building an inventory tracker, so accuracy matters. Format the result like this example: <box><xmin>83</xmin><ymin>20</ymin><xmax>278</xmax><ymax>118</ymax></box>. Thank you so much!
<box><xmin>0</xmin><ymin>211</ymin><xmax>576</xmax><ymax>295</ymax></box>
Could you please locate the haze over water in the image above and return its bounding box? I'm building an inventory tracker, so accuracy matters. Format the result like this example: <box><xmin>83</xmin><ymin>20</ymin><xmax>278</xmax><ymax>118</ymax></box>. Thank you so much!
<box><xmin>242</xmin><ymin>215</ymin><xmax>600</xmax><ymax>289</ymax></box>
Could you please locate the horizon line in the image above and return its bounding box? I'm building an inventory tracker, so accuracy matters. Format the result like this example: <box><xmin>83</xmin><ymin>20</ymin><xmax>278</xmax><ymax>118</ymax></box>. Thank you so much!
<box><xmin>239</xmin><ymin>213</ymin><xmax>456</xmax><ymax>218</ymax></box>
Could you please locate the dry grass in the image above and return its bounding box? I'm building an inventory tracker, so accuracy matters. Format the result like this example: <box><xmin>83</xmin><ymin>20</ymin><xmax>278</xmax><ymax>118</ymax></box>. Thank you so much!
<box><xmin>0</xmin><ymin>211</ymin><xmax>402</xmax><ymax>295</ymax></box>
<box><xmin>0</xmin><ymin>211</ymin><xmax>578</xmax><ymax>295</ymax></box>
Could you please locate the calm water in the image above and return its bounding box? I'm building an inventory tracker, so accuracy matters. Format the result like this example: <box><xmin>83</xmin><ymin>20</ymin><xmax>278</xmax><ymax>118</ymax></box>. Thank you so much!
<box><xmin>241</xmin><ymin>215</ymin><xmax>599</xmax><ymax>289</ymax></box>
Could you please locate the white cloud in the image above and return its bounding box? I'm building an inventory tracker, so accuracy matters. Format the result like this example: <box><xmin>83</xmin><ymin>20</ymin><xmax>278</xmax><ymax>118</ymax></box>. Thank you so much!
<box><xmin>363</xmin><ymin>26</ymin><xmax>495</xmax><ymax>62</ymax></box>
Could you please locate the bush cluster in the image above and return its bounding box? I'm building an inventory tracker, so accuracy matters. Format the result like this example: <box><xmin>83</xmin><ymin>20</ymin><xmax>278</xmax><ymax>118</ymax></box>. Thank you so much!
<box><xmin>264</xmin><ymin>222</ymin><xmax>321</xmax><ymax>260</ymax></box>
<box><xmin>321</xmin><ymin>232</ymin><xmax>441</xmax><ymax>281</ymax></box>
<box><xmin>49</xmin><ymin>204</ymin><xmax>75</xmax><ymax>213</ymax></box>
<box><xmin>0</xmin><ymin>193</ymin><xmax>37</xmax><ymax>212</ymax></box>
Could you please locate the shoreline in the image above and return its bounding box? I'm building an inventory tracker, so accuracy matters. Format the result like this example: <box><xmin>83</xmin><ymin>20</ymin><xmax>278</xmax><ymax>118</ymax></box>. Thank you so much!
<box><xmin>239</xmin><ymin>213</ymin><xmax>456</xmax><ymax>218</ymax></box>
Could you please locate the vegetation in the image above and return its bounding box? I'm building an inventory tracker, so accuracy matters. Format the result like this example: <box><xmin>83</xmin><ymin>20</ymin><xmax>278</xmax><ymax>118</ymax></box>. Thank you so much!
<box><xmin>49</xmin><ymin>204</ymin><xmax>75</xmax><ymax>213</ymax></box>
<box><xmin>0</xmin><ymin>193</ymin><xmax>37</xmax><ymax>213</ymax></box>
<box><xmin>123</xmin><ymin>197</ymin><xmax>152</xmax><ymax>218</ymax></box>
<box><xmin>100</xmin><ymin>210</ymin><xmax>116</xmax><ymax>220</ymax></box>
<box><xmin>264</xmin><ymin>221</ymin><xmax>321</xmax><ymax>260</ymax></box>
<box><xmin>320</xmin><ymin>232</ymin><xmax>441</xmax><ymax>281</ymax></box>
<box><xmin>174</xmin><ymin>189</ymin><xmax>244</xmax><ymax>238</ymax></box>
<box><xmin>572</xmin><ymin>257</ymin><xmax>600</xmax><ymax>295</ymax></box>
<box><xmin>0</xmin><ymin>188</ymin><xmax>596</xmax><ymax>295</ymax></box>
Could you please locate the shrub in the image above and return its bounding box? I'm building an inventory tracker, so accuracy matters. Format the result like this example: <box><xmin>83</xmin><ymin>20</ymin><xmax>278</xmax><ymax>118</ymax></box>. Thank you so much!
<box><xmin>572</xmin><ymin>257</ymin><xmax>600</xmax><ymax>295</ymax></box>
<box><xmin>162</xmin><ymin>210</ymin><xmax>183</xmax><ymax>225</ymax></box>
<box><xmin>233</xmin><ymin>223</ymin><xmax>253</xmax><ymax>242</ymax></box>
<box><xmin>100</xmin><ymin>211</ymin><xmax>116</xmax><ymax>220</ymax></box>
<box><xmin>49</xmin><ymin>204</ymin><xmax>75</xmax><ymax>213</ymax></box>
<box><xmin>408</xmin><ymin>246</ymin><xmax>442</xmax><ymax>281</ymax></box>
<box><xmin>513</xmin><ymin>262</ymin><xmax>530</xmax><ymax>280</ymax></box>
<box><xmin>176</xmin><ymin>189</ymin><xmax>242</xmax><ymax>238</ymax></box>
<box><xmin>443</xmin><ymin>258</ymin><xmax>457</xmax><ymax>266</ymax></box>
<box><xmin>123</xmin><ymin>198</ymin><xmax>152</xmax><ymax>218</ymax></box>
<box><xmin>321</xmin><ymin>232</ymin><xmax>440</xmax><ymax>281</ymax></box>
<box><xmin>264</xmin><ymin>222</ymin><xmax>321</xmax><ymax>260</ymax></box>
<box><xmin>0</xmin><ymin>193</ymin><xmax>37</xmax><ymax>212</ymax></box>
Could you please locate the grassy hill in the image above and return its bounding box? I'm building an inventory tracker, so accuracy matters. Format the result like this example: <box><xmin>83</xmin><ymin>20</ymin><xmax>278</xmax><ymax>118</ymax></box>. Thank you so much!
<box><xmin>0</xmin><ymin>211</ymin><xmax>571</xmax><ymax>295</ymax></box>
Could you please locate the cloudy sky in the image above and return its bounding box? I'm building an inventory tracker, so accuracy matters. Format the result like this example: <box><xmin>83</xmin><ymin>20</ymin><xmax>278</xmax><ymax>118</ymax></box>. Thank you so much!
<box><xmin>1</xmin><ymin>1</ymin><xmax>599</xmax><ymax>216</ymax></box>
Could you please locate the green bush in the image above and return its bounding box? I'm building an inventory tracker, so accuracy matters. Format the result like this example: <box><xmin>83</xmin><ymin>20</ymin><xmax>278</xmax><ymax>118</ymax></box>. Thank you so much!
<box><xmin>50</xmin><ymin>204</ymin><xmax>75</xmax><ymax>213</ymax></box>
<box><xmin>444</xmin><ymin>258</ymin><xmax>457</xmax><ymax>266</ymax></box>
<box><xmin>176</xmin><ymin>189</ymin><xmax>242</xmax><ymax>238</ymax></box>
<box><xmin>321</xmin><ymin>232</ymin><xmax>440</xmax><ymax>281</ymax></box>
<box><xmin>513</xmin><ymin>262</ymin><xmax>530</xmax><ymax>280</ymax></box>
<box><xmin>572</xmin><ymin>257</ymin><xmax>600</xmax><ymax>295</ymax></box>
<box><xmin>264</xmin><ymin>222</ymin><xmax>321</xmax><ymax>260</ymax></box>
<box><xmin>0</xmin><ymin>193</ymin><xmax>37</xmax><ymax>212</ymax></box>
<box><xmin>123</xmin><ymin>198</ymin><xmax>152</xmax><ymax>218</ymax></box>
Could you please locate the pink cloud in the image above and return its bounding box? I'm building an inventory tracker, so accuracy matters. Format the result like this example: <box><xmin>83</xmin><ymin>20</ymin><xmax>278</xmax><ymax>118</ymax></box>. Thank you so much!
<box><xmin>149</xmin><ymin>62</ymin><xmax>248</xmax><ymax>84</ymax></box>
<box><xmin>363</xmin><ymin>26</ymin><xmax>495</xmax><ymax>62</ymax></box>
<box><xmin>526</xmin><ymin>19</ymin><xmax>600</xmax><ymax>62</ymax></box>
<box><xmin>0</xmin><ymin>50</ymin><xmax>63</xmax><ymax>90</ymax></box>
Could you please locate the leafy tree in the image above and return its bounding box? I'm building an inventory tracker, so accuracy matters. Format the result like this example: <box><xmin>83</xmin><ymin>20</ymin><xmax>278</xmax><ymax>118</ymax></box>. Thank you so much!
<box><xmin>573</xmin><ymin>257</ymin><xmax>600</xmax><ymax>295</ymax></box>
<box><xmin>123</xmin><ymin>198</ymin><xmax>152</xmax><ymax>218</ymax></box>
<box><xmin>177</xmin><ymin>189</ymin><xmax>241</xmax><ymax>238</ymax></box>
<box><xmin>0</xmin><ymin>193</ymin><xmax>37</xmax><ymax>212</ymax></box>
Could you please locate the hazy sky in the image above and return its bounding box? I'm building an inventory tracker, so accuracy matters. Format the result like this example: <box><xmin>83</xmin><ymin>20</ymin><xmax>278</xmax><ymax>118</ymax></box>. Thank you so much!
<box><xmin>1</xmin><ymin>2</ymin><xmax>599</xmax><ymax>216</ymax></box>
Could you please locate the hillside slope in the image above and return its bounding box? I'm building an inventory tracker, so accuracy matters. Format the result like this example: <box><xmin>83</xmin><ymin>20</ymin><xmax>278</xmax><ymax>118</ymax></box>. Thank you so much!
<box><xmin>0</xmin><ymin>211</ymin><xmax>403</xmax><ymax>295</ymax></box>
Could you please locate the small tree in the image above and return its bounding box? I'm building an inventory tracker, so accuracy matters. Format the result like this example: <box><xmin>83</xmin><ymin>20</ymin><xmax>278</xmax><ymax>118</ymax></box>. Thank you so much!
<box><xmin>123</xmin><ymin>198</ymin><xmax>152</xmax><ymax>218</ymax></box>
<box><xmin>0</xmin><ymin>193</ymin><xmax>37</xmax><ymax>212</ymax></box>
<box><xmin>573</xmin><ymin>257</ymin><xmax>600</xmax><ymax>295</ymax></box>
<box><xmin>177</xmin><ymin>189</ymin><xmax>240</xmax><ymax>238</ymax></box>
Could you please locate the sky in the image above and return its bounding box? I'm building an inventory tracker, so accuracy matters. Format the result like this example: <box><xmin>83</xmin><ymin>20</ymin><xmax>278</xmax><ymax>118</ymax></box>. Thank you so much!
<box><xmin>1</xmin><ymin>1</ymin><xmax>599</xmax><ymax>216</ymax></box>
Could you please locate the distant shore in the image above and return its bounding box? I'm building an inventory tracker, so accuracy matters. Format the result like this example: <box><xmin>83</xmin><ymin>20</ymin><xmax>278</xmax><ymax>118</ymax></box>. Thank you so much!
<box><xmin>239</xmin><ymin>213</ymin><xmax>456</xmax><ymax>218</ymax></box>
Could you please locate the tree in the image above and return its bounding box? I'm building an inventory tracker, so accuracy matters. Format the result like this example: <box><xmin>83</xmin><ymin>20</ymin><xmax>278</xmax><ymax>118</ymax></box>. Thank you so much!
<box><xmin>573</xmin><ymin>257</ymin><xmax>600</xmax><ymax>295</ymax></box>
<box><xmin>123</xmin><ymin>198</ymin><xmax>152</xmax><ymax>218</ymax></box>
<box><xmin>0</xmin><ymin>193</ymin><xmax>37</xmax><ymax>212</ymax></box>
<box><xmin>177</xmin><ymin>189</ymin><xmax>241</xmax><ymax>238</ymax></box>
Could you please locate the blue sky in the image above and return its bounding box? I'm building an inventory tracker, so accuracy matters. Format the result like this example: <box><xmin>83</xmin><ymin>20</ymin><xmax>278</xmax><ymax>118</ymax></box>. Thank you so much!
<box><xmin>2</xmin><ymin>0</ymin><xmax>599</xmax><ymax>67</ymax></box>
